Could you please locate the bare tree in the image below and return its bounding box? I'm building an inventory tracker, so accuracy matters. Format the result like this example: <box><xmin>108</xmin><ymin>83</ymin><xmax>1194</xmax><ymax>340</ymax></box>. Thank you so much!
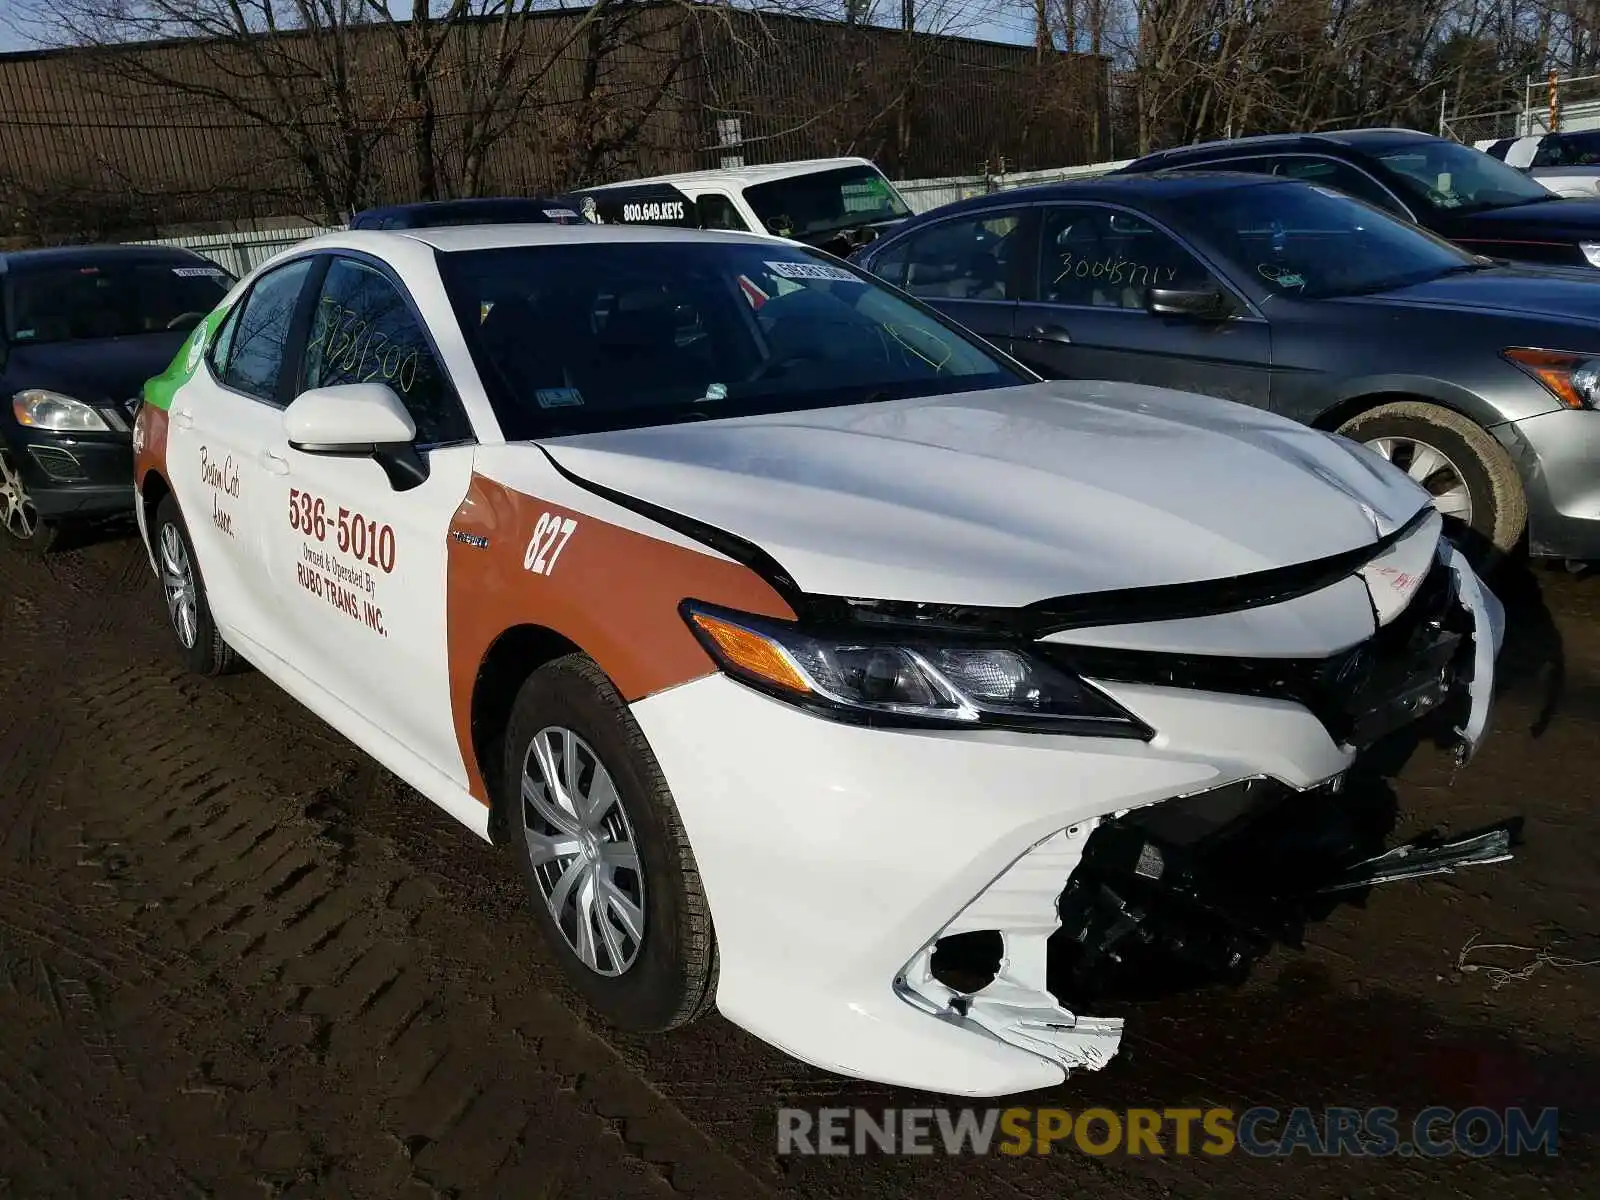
<box><xmin>14</xmin><ymin>0</ymin><xmax>724</xmax><ymax>219</ymax></box>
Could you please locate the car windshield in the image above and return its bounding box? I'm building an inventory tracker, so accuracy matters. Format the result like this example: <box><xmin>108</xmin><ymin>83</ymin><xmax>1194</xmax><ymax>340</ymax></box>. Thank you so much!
<box><xmin>1187</xmin><ymin>180</ymin><xmax>1481</xmax><ymax>299</ymax></box>
<box><xmin>6</xmin><ymin>260</ymin><xmax>231</xmax><ymax>344</ymax></box>
<box><xmin>1374</xmin><ymin>139</ymin><xmax>1554</xmax><ymax>213</ymax></box>
<box><xmin>438</xmin><ymin>239</ymin><xmax>1024</xmax><ymax>438</ymax></box>
<box><xmin>742</xmin><ymin>166</ymin><xmax>911</xmax><ymax>239</ymax></box>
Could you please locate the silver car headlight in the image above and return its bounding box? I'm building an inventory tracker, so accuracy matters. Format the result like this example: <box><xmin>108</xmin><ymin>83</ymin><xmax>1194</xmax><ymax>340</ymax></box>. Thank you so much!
<box><xmin>682</xmin><ymin>601</ymin><xmax>1151</xmax><ymax>737</ymax></box>
<box><xmin>1501</xmin><ymin>347</ymin><xmax>1600</xmax><ymax>409</ymax></box>
<box><xmin>12</xmin><ymin>388</ymin><xmax>111</xmax><ymax>433</ymax></box>
<box><xmin>1580</xmin><ymin>241</ymin><xmax>1600</xmax><ymax>269</ymax></box>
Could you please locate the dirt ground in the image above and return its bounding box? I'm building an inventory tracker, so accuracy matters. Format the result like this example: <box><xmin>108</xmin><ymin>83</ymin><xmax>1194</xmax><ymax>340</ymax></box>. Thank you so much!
<box><xmin>0</xmin><ymin>527</ymin><xmax>1595</xmax><ymax>1200</ymax></box>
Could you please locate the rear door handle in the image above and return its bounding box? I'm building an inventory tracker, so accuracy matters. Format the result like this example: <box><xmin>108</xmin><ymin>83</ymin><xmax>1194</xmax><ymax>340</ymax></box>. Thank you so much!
<box><xmin>1031</xmin><ymin>323</ymin><xmax>1073</xmax><ymax>344</ymax></box>
<box><xmin>173</xmin><ymin>408</ymin><xmax>195</xmax><ymax>430</ymax></box>
<box><xmin>260</xmin><ymin>451</ymin><xmax>290</xmax><ymax>476</ymax></box>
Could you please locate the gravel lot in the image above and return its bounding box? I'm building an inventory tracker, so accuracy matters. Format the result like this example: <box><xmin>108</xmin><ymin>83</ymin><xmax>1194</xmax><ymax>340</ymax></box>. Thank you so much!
<box><xmin>0</xmin><ymin>529</ymin><xmax>1594</xmax><ymax>1199</ymax></box>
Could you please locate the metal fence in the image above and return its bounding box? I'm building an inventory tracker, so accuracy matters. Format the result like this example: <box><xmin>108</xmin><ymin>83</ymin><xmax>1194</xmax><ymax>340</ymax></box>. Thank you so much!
<box><xmin>139</xmin><ymin>157</ymin><xmax>1136</xmax><ymax>270</ymax></box>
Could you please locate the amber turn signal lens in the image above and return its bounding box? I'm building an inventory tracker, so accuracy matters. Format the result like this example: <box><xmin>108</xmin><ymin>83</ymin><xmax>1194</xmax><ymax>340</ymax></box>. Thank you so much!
<box><xmin>689</xmin><ymin>613</ymin><xmax>812</xmax><ymax>694</ymax></box>
<box><xmin>1501</xmin><ymin>347</ymin><xmax>1594</xmax><ymax>409</ymax></box>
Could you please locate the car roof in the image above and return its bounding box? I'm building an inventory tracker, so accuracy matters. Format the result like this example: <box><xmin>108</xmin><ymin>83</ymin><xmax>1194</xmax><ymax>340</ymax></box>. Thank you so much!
<box><xmin>349</xmin><ymin>196</ymin><xmax>578</xmax><ymax>229</ymax></box>
<box><xmin>892</xmin><ymin>169</ymin><xmax>1291</xmax><ymax>219</ymax></box>
<box><xmin>306</xmin><ymin>224</ymin><xmax>792</xmax><ymax>255</ymax></box>
<box><xmin>1129</xmin><ymin>127</ymin><xmax>1437</xmax><ymax>168</ymax></box>
<box><xmin>0</xmin><ymin>243</ymin><xmax>211</xmax><ymax>272</ymax></box>
<box><xmin>582</xmin><ymin>157</ymin><xmax>877</xmax><ymax>192</ymax></box>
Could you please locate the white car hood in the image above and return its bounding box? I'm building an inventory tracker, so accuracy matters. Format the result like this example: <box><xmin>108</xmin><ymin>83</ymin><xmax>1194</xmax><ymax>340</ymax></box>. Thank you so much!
<box><xmin>539</xmin><ymin>380</ymin><xmax>1433</xmax><ymax>607</ymax></box>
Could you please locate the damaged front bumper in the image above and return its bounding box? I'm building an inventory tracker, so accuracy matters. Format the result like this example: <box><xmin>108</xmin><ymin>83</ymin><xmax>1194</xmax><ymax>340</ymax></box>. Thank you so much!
<box><xmin>631</xmin><ymin>540</ymin><xmax>1509</xmax><ymax>1097</ymax></box>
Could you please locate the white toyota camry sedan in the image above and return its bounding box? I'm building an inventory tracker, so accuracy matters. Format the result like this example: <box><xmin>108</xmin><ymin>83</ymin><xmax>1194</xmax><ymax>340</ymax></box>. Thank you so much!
<box><xmin>131</xmin><ymin>222</ymin><xmax>1510</xmax><ymax>1097</ymax></box>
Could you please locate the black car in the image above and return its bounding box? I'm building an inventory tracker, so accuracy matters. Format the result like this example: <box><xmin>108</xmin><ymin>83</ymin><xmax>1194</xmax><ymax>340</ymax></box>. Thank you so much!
<box><xmin>849</xmin><ymin>171</ymin><xmax>1600</xmax><ymax>564</ymax></box>
<box><xmin>0</xmin><ymin>244</ymin><xmax>233</xmax><ymax>551</ymax></box>
<box><xmin>349</xmin><ymin>197</ymin><xmax>587</xmax><ymax>229</ymax></box>
<box><xmin>1119</xmin><ymin>128</ymin><xmax>1600</xmax><ymax>271</ymax></box>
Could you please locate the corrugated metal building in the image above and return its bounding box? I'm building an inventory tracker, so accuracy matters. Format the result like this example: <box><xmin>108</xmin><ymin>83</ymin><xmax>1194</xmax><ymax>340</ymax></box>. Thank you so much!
<box><xmin>0</xmin><ymin>8</ymin><xmax>1109</xmax><ymax>243</ymax></box>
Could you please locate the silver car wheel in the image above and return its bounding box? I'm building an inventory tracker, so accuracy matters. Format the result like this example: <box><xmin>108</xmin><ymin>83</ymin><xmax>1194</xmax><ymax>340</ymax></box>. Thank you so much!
<box><xmin>1366</xmin><ymin>435</ymin><xmax>1472</xmax><ymax>524</ymax></box>
<box><xmin>0</xmin><ymin>447</ymin><xmax>38</xmax><ymax>541</ymax></box>
<box><xmin>158</xmin><ymin>522</ymin><xmax>199</xmax><ymax>650</ymax></box>
<box><xmin>521</xmin><ymin>725</ymin><xmax>646</xmax><ymax>978</ymax></box>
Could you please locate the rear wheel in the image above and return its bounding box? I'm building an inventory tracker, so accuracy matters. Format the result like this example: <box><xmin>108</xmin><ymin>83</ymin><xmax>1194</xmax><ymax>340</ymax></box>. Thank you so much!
<box><xmin>1338</xmin><ymin>401</ymin><xmax>1526</xmax><ymax>565</ymax></box>
<box><xmin>502</xmin><ymin>653</ymin><xmax>718</xmax><ymax>1031</ymax></box>
<box><xmin>153</xmin><ymin>494</ymin><xmax>239</xmax><ymax>676</ymax></box>
<box><xmin>0</xmin><ymin>445</ymin><xmax>58</xmax><ymax>554</ymax></box>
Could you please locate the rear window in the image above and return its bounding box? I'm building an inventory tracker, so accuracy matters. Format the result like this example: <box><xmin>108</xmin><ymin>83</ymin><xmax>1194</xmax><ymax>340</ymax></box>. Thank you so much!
<box><xmin>7</xmin><ymin>260</ymin><xmax>231</xmax><ymax>344</ymax></box>
<box><xmin>438</xmin><ymin>240</ymin><xmax>1022</xmax><ymax>439</ymax></box>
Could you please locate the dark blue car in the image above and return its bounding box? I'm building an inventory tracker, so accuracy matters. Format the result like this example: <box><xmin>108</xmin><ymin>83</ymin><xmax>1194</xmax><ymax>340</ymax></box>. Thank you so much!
<box><xmin>0</xmin><ymin>244</ymin><xmax>232</xmax><ymax>551</ymax></box>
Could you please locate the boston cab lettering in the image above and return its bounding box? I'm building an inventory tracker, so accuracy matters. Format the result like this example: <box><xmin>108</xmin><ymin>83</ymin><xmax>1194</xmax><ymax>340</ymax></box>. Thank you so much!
<box><xmin>199</xmin><ymin>445</ymin><xmax>240</xmax><ymax>537</ymax></box>
<box><xmin>524</xmin><ymin>512</ymin><xmax>578</xmax><ymax>576</ymax></box>
<box><xmin>622</xmin><ymin>201</ymin><xmax>685</xmax><ymax>223</ymax></box>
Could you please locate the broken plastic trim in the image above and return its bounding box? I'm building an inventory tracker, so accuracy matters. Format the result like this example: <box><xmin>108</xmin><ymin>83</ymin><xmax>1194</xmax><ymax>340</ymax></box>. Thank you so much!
<box><xmin>1316</xmin><ymin>821</ymin><xmax>1521</xmax><ymax>892</ymax></box>
<box><xmin>545</xmin><ymin>453</ymin><xmax>1437</xmax><ymax>639</ymax></box>
<box><xmin>896</xmin><ymin>825</ymin><xmax>1125</xmax><ymax>1079</ymax></box>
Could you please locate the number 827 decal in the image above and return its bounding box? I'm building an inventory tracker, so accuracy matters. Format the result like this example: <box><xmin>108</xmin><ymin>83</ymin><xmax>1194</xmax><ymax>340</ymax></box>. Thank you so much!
<box><xmin>524</xmin><ymin>512</ymin><xmax>578</xmax><ymax>576</ymax></box>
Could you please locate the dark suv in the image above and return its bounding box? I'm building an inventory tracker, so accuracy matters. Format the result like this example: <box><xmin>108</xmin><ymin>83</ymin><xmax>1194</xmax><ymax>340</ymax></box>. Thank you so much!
<box><xmin>1120</xmin><ymin>128</ymin><xmax>1600</xmax><ymax>270</ymax></box>
<box><xmin>1</xmin><ymin>244</ymin><xmax>233</xmax><ymax>551</ymax></box>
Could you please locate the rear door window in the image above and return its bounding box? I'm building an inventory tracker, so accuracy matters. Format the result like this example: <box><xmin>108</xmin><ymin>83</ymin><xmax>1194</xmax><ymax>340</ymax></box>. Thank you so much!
<box><xmin>212</xmin><ymin>258</ymin><xmax>315</xmax><ymax>405</ymax></box>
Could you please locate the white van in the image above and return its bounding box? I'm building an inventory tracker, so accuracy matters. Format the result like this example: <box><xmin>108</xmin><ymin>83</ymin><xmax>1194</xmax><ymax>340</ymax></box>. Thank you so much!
<box><xmin>567</xmin><ymin>157</ymin><xmax>913</xmax><ymax>254</ymax></box>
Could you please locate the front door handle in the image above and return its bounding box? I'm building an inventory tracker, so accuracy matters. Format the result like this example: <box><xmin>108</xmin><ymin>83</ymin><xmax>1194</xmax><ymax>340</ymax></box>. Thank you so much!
<box><xmin>173</xmin><ymin>408</ymin><xmax>195</xmax><ymax>430</ymax></box>
<box><xmin>260</xmin><ymin>450</ymin><xmax>290</xmax><ymax>476</ymax></box>
<box><xmin>1031</xmin><ymin>323</ymin><xmax>1073</xmax><ymax>344</ymax></box>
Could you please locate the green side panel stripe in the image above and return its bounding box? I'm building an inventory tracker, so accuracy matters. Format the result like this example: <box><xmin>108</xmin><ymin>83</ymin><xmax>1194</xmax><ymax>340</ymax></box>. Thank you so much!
<box><xmin>142</xmin><ymin>304</ymin><xmax>228</xmax><ymax>411</ymax></box>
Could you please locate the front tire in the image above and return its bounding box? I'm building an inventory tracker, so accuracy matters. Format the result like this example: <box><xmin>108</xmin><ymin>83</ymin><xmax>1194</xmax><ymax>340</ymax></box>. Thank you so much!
<box><xmin>1338</xmin><ymin>401</ymin><xmax>1527</xmax><ymax>565</ymax></box>
<box><xmin>502</xmin><ymin>654</ymin><xmax>718</xmax><ymax>1031</ymax></box>
<box><xmin>0</xmin><ymin>444</ymin><xmax>58</xmax><ymax>554</ymax></box>
<box><xmin>153</xmin><ymin>494</ymin><xmax>239</xmax><ymax>676</ymax></box>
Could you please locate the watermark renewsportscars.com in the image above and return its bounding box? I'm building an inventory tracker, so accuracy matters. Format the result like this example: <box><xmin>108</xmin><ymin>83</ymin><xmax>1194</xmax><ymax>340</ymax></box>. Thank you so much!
<box><xmin>777</xmin><ymin>1106</ymin><xmax>1560</xmax><ymax>1158</ymax></box>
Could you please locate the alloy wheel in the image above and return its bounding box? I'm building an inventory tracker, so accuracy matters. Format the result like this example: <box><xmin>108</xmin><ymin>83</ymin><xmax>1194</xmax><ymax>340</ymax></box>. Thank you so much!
<box><xmin>521</xmin><ymin>725</ymin><xmax>646</xmax><ymax>977</ymax></box>
<box><xmin>1365</xmin><ymin>435</ymin><xmax>1472</xmax><ymax>525</ymax></box>
<box><xmin>158</xmin><ymin>522</ymin><xmax>200</xmax><ymax>649</ymax></box>
<box><xmin>0</xmin><ymin>447</ymin><xmax>38</xmax><ymax>542</ymax></box>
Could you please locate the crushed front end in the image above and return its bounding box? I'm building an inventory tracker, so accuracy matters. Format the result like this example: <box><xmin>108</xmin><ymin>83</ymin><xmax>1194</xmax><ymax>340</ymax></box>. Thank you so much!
<box><xmin>891</xmin><ymin>533</ymin><xmax>1512</xmax><ymax>1091</ymax></box>
<box><xmin>632</xmin><ymin>518</ymin><xmax>1512</xmax><ymax>1097</ymax></box>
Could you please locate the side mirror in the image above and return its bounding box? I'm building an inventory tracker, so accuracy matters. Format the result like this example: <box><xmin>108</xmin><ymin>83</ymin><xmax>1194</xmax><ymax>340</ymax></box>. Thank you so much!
<box><xmin>283</xmin><ymin>383</ymin><xmax>428</xmax><ymax>491</ymax></box>
<box><xmin>1146</xmin><ymin>286</ymin><xmax>1231</xmax><ymax>320</ymax></box>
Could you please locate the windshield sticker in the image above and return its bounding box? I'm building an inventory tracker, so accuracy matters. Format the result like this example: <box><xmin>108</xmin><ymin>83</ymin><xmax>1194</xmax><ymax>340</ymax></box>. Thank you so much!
<box><xmin>737</xmin><ymin>275</ymin><xmax>770</xmax><ymax>308</ymax></box>
<box><xmin>14</xmin><ymin>328</ymin><xmax>34</xmax><ymax>341</ymax></box>
<box><xmin>701</xmin><ymin>382</ymin><xmax>728</xmax><ymax>401</ymax></box>
<box><xmin>542</xmin><ymin>207</ymin><xmax>581</xmax><ymax>221</ymax></box>
<box><xmin>841</xmin><ymin>179</ymin><xmax>889</xmax><ymax>213</ymax></box>
<box><xmin>536</xmin><ymin>387</ymin><xmax>585</xmax><ymax>408</ymax></box>
<box><xmin>764</xmin><ymin>260</ymin><xmax>857</xmax><ymax>282</ymax></box>
<box><xmin>172</xmin><ymin>266</ymin><xmax>226</xmax><ymax>278</ymax></box>
<box><xmin>1257</xmin><ymin>264</ymin><xmax>1306</xmax><ymax>290</ymax></box>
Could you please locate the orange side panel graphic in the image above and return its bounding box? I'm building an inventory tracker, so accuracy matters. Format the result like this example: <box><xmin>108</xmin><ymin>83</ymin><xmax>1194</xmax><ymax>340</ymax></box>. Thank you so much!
<box><xmin>446</xmin><ymin>472</ymin><xmax>797</xmax><ymax>805</ymax></box>
<box><xmin>134</xmin><ymin>404</ymin><xmax>170</xmax><ymax>501</ymax></box>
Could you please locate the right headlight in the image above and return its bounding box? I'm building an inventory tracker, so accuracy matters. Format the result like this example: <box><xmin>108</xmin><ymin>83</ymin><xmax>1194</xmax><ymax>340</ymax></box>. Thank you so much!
<box><xmin>682</xmin><ymin>600</ymin><xmax>1151</xmax><ymax>738</ymax></box>
<box><xmin>1580</xmin><ymin>240</ymin><xmax>1600</xmax><ymax>268</ymax></box>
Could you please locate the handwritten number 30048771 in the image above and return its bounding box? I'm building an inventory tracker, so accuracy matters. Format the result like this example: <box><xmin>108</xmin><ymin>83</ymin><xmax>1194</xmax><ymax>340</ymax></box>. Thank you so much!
<box><xmin>524</xmin><ymin>513</ymin><xmax>578</xmax><ymax>576</ymax></box>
